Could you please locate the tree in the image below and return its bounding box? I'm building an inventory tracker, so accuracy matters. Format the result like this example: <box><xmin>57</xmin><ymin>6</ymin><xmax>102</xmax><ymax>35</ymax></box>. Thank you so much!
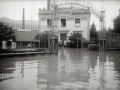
<box><xmin>90</xmin><ymin>23</ymin><xmax>99</xmax><ymax>44</ymax></box>
<box><xmin>90</xmin><ymin>23</ymin><xmax>98</xmax><ymax>38</ymax></box>
<box><xmin>0</xmin><ymin>22</ymin><xmax>16</xmax><ymax>41</ymax></box>
<box><xmin>113</xmin><ymin>15</ymin><xmax>120</xmax><ymax>33</ymax></box>
<box><xmin>108</xmin><ymin>28</ymin><xmax>114</xmax><ymax>32</ymax></box>
<box><xmin>69</xmin><ymin>32</ymin><xmax>82</xmax><ymax>48</ymax></box>
<box><xmin>0</xmin><ymin>22</ymin><xmax>16</xmax><ymax>49</ymax></box>
<box><xmin>34</xmin><ymin>32</ymin><xmax>52</xmax><ymax>48</ymax></box>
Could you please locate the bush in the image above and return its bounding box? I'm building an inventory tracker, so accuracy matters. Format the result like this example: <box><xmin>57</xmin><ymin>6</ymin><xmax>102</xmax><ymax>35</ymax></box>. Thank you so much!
<box><xmin>88</xmin><ymin>44</ymin><xmax>99</xmax><ymax>51</ymax></box>
<box><xmin>0</xmin><ymin>49</ymin><xmax>16</xmax><ymax>53</ymax></box>
<box><xmin>82</xmin><ymin>40</ymin><xmax>90</xmax><ymax>48</ymax></box>
<box><xmin>69</xmin><ymin>32</ymin><xmax>82</xmax><ymax>48</ymax></box>
<box><xmin>66</xmin><ymin>42</ymin><xmax>70</xmax><ymax>48</ymax></box>
<box><xmin>90</xmin><ymin>38</ymin><xmax>99</xmax><ymax>44</ymax></box>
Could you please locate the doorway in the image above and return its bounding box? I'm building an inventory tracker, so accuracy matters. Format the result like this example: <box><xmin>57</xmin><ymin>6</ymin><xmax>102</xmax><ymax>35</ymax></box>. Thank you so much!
<box><xmin>60</xmin><ymin>34</ymin><xmax>67</xmax><ymax>46</ymax></box>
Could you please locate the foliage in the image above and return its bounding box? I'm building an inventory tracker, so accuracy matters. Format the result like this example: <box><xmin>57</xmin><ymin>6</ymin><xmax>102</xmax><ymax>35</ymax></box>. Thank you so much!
<box><xmin>113</xmin><ymin>15</ymin><xmax>120</xmax><ymax>33</ymax></box>
<box><xmin>34</xmin><ymin>32</ymin><xmax>53</xmax><ymax>48</ymax></box>
<box><xmin>88</xmin><ymin>44</ymin><xmax>99</xmax><ymax>51</ymax></box>
<box><xmin>82</xmin><ymin>40</ymin><xmax>90</xmax><ymax>48</ymax></box>
<box><xmin>90</xmin><ymin>23</ymin><xmax>98</xmax><ymax>38</ymax></box>
<box><xmin>108</xmin><ymin>28</ymin><xmax>114</xmax><ymax>32</ymax></box>
<box><xmin>0</xmin><ymin>22</ymin><xmax>16</xmax><ymax>41</ymax></box>
<box><xmin>69</xmin><ymin>32</ymin><xmax>82</xmax><ymax>48</ymax></box>
<box><xmin>90</xmin><ymin>38</ymin><xmax>99</xmax><ymax>44</ymax></box>
<box><xmin>90</xmin><ymin>23</ymin><xmax>99</xmax><ymax>44</ymax></box>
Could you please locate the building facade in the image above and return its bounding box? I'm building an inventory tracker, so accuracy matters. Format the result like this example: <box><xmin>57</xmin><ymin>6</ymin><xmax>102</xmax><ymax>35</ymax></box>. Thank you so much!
<box><xmin>38</xmin><ymin>8</ymin><xmax>91</xmax><ymax>43</ymax></box>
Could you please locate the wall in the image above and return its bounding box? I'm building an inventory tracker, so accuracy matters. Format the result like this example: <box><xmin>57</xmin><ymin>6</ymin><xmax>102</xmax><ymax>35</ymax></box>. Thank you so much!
<box><xmin>15</xmin><ymin>29</ymin><xmax>39</xmax><ymax>41</ymax></box>
<box><xmin>38</xmin><ymin>9</ymin><xmax>91</xmax><ymax>41</ymax></box>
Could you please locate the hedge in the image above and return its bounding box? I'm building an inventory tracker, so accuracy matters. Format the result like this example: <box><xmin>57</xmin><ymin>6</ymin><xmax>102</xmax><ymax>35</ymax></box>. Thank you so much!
<box><xmin>88</xmin><ymin>44</ymin><xmax>99</xmax><ymax>51</ymax></box>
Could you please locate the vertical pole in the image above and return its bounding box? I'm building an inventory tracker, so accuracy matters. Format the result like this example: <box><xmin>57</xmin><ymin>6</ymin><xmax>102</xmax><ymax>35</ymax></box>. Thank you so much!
<box><xmin>103</xmin><ymin>39</ymin><xmax>104</xmax><ymax>51</ymax></box>
<box><xmin>119</xmin><ymin>9</ymin><xmax>120</xmax><ymax>17</ymax></box>
<box><xmin>52</xmin><ymin>0</ymin><xmax>55</xmax><ymax>53</ymax></box>
<box><xmin>77</xmin><ymin>37</ymin><xmax>78</xmax><ymax>49</ymax></box>
<box><xmin>99</xmin><ymin>39</ymin><xmax>100</xmax><ymax>51</ymax></box>
<box><xmin>47</xmin><ymin>0</ymin><xmax>50</xmax><ymax>10</ymax></box>
<box><xmin>81</xmin><ymin>36</ymin><xmax>82</xmax><ymax>49</ymax></box>
<box><xmin>22</xmin><ymin>8</ymin><xmax>25</xmax><ymax>50</ymax></box>
<box><xmin>119</xmin><ymin>33</ymin><xmax>120</xmax><ymax>48</ymax></box>
<box><xmin>22</xmin><ymin>8</ymin><xmax>25</xmax><ymax>29</ymax></box>
<box><xmin>38</xmin><ymin>9</ymin><xmax>40</xmax><ymax>49</ymax></box>
<box><xmin>101</xmin><ymin>20</ymin><xmax>103</xmax><ymax>51</ymax></box>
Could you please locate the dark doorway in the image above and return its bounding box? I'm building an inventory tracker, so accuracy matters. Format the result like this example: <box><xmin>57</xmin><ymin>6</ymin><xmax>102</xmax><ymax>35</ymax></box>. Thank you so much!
<box><xmin>60</xmin><ymin>34</ymin><xmax>67</xmax><ymax>46</ymax></box>
<box><xmin>60</xmin><ymin>34</ymin><xmax>67</xmax><ymax>41</ymax></box>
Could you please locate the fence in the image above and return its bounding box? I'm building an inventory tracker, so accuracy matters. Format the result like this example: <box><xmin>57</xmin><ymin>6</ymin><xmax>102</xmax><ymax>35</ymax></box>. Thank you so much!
<box><xmin>0</xmin><ymin>22</ymin><xmax>50</xmax><ymax>52</ymax></box>
<box><xmin>106</xmin><ymin>32</ymin><xmax>120</xmax><ymax>49</ymax></box>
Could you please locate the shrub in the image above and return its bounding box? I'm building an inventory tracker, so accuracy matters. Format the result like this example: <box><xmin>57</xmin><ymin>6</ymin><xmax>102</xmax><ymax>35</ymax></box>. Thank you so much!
<box><xmin>82</xmin><ymin>40</ymin><xmax>90</xmax><ymax>48</ymax></box>
<box><xmin>88</xmin><ymin>44</ymin><xmax>99</xmax><ymax>51</ymax></box>
<box><xmin>90</xmin><ymin>38</ymin><xmax>99</xmax><ymax>44</ymax></box>
<box><xmin>69</xmin><ymin>32</ymin><xmax>82</xmax><ymax>48</ymax></box>
<box><xmin>66</xmin><ymin>42</ymin><xmax>70</xmax><ymax>48</ymax></box>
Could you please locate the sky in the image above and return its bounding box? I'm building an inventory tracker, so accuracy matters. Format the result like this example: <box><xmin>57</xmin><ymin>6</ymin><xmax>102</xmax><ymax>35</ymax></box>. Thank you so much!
<box><xmin>0</xmin><ymin>0</ymin><xmax>120</xmax><ymax>30</ymax></box>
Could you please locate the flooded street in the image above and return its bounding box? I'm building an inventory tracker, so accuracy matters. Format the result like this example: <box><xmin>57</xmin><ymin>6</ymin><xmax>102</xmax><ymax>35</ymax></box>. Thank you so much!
<box><xmin>0</xmin><ymin>48</ymin><xmax>120</xmax><ymax>90</ymax></box>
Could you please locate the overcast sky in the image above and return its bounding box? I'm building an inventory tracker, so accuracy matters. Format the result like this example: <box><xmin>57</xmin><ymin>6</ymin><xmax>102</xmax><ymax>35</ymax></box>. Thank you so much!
<box><xmin>0</xmin><ymin>0</ymin><xmax>120</xmax><ymax>30</ymax></box>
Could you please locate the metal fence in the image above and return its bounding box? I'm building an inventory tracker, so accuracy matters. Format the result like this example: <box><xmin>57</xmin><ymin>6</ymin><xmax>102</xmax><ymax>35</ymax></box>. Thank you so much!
<box><xmin>0</xmin><ymin>22</ymin><xmax>50</xmax><ymax>52</ymax></box>
<box><xmin>106</xmin><ymin>32</ymin><xmax>120</xmax><ymax>49</ymax></box>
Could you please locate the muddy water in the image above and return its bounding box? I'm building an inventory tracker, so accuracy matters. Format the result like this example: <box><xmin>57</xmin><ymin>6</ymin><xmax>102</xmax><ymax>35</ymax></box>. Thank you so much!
<box><xmin>0</xmin><ymin>48</ymin><xmax>120</xmax><ymax>90</ymax></box>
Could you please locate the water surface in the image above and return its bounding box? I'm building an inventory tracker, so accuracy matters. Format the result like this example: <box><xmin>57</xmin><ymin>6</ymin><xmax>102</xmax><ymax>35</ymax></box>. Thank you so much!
<box><xmin>0</xmin><ymin>48</ymin><xmax>120</xmax><ymax>90</ymax></box>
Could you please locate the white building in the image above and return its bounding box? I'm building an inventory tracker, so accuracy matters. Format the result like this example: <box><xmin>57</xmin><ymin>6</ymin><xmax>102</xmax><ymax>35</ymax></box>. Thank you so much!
<box><xmin>38</xmin><ymin>1</ymin><xmax>91</xmax><ymax>43</ymax></box>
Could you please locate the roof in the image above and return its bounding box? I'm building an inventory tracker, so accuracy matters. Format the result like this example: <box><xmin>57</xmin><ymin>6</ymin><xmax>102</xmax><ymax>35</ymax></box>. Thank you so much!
<box><xmin>15</xmin><ymin>29</ymin><xmax>39</xmax><ymax>42</ymax></box>
<box><xmin>38</xmin><ymin>8</ymin><xmax>91</xmax><ymax>15</ymax></box>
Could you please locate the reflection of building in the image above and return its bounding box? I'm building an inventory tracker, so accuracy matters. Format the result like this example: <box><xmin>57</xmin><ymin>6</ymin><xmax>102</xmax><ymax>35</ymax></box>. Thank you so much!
<box><xmin>37</xmin><ymin>56</ymin><xmax>58</xmax><ymax>90</ymax></box>
<box><xmin>58</xmin><ymin>48</ymin><xmax>90</xmax><ymax>82</ymax></box>
<box><xmin>38</xmin><ymin>0</ymin><xmax>91</xmax><ymax>43</ymax></box>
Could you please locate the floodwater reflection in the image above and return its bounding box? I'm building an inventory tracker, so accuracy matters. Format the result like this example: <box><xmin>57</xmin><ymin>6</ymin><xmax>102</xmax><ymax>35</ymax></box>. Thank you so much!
<box><xmin>0</xmin><ymin>48</ymin><xmax>120</xmax><ymax>90</ymax></box>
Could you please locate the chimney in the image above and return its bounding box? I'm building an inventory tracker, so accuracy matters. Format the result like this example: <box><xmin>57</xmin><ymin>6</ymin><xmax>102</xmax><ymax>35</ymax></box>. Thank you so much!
<box><xmin>119</xmin><ymin>9</ymin><xmax>120</xmax><ymax>17</ymax></box>
<box><xmin>47</xmin><ymin>0</ymin><xmax>50</xmax><ymax>10</ymax></box>
<box><xmin>22</xmin><ymin>8</ymin><xmax>25</xmax><ymax>29</ymax></box>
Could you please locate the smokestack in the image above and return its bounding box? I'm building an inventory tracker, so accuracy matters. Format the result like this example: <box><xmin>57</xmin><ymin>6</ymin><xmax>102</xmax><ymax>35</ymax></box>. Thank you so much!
<box><xmin>119</xmin><ymin>9</ymin><xmax>120</xmax><ymax>17</ymax></box>
<box><xmin>22</xmin><ymin>8</ymin><xmax>25</xmax><ymax>29</ymax></box>
<box><xmin>47</xmin><ymin>0</ymin><xmax>50</xmax><ymax>10</ymax></box>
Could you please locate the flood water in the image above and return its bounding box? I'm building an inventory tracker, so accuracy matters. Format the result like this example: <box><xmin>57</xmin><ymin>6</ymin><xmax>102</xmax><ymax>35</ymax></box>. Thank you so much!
<box><xmin>0</xmin><ymin>48</ymin><xmax>120</xmax><ymax>90</ymax></box>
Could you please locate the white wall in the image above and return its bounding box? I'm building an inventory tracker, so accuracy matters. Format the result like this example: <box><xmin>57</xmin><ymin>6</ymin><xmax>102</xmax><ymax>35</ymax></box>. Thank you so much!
<box><xmin>39</xmin><ymin>11</ymin><xmax>91</xmax><ymax>41</ymax></box>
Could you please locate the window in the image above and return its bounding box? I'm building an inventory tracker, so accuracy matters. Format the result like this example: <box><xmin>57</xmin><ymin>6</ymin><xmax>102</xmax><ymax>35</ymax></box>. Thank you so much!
<box><xmin>61</xmin><ymin>18</ymin><xmax>66</xmax><ymax>27</ymax></box>
<box><xmin>75</xmin><ymin>18</ymin><xmax>80</xmax><ymax>27</ymax></box>
<box><xmin>47</xmin><ymin>19</ymin><xmax>52</xmax><ymax>26</ymax></box>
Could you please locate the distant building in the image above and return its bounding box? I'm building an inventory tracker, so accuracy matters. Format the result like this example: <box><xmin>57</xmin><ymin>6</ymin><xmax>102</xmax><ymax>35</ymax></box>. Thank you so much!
<box><xmin>38</xmin><ymin>6</ymin><xmax>91</xmax><ymax>43</ymax></box>
<box><xmin>14</xmin><ymin>26</ymin><xmax>39</xmax><ymax>48</ymax></box>
<box><xmin>7</xmin><ymin>22</ymin><xmax>39</xmax><ymax>48</ymax></box>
